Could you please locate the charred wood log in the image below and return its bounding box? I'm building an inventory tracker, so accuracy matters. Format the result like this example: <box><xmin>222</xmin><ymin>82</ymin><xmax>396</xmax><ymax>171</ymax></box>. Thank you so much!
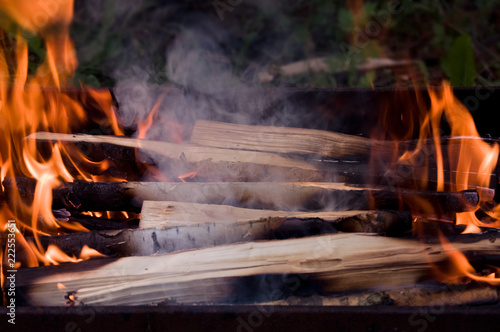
<box><xmin>2</xmin><ymin>178</ymin><xmax>482</xmax><ymax>218</ymax></box>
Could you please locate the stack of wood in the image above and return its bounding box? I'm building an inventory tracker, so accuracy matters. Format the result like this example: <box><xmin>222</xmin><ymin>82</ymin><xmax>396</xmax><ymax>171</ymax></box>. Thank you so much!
<box><xmin>14</xmin><ymin>120</ymin><xmax>500</xmax><ymax>307</ymax></box>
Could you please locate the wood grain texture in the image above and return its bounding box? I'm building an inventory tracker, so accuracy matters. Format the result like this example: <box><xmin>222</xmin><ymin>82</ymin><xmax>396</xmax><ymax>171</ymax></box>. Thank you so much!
<box><xmin>18</xmin><ymin>233</ymin><xmax>500</xmax><ymax>306</ymax></box>
<box><xmin>191</xmin><ymin>120</ymin><xmax>375</xmax><ymax>157</ymax></box>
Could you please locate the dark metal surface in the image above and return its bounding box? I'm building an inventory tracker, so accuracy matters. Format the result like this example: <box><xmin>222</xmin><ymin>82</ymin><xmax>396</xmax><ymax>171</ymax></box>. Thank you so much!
<box><xmin>1</xmin><ymin>305</ymin><xmax>500</xmax><ymax>332</ymax></box>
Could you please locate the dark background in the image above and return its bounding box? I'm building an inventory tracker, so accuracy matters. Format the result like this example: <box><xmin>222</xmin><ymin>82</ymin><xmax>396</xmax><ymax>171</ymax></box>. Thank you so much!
<box><xmin>1</xmin><ymin>0</ymin><xmax>499</xmax><ymax>138</ymax></box>
<box><xmin>65</xmin><ymin>0</ymin><xmax>500</xmax><ymax>88</ymax></box>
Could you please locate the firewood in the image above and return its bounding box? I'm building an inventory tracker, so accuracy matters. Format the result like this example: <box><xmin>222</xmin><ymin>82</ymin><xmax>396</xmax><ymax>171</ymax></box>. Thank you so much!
<box><xmin>26</xmin><ymin>132</ymin><xmax>326</xmax><ymax>182</ymax></box>
<box><xmin>139</xmin><ymin>201</ymin><xmax>412</xmax><ymax>235</ymax></box>
<box><xmin>14</xmin><ymin>202</ymin><xmax>411</xmax><ymax>264</ymax></box>
<box><xmin>190</xmin><ymin>120</ymin><xmax>374</xmax><ymax>158</ymax></box>
<box><xmin>190</xmin><ymin>121</ymin><xmax>499</xmax><ymax>192</ymax></box>
<box><xmin>3</xmin><ymin>178</ymin><xmax>481</xmax><ymax>217</ymax></box>
<box><xmin>191</xmin><ymin>120</ymin><xmax>500</xmax><ymax>159</ymax></box>
<box><xmin>26</xmin><ymin>131</ymin><xmax>498</xmax><ymax>191</ymax></box>
<box><xmin>17</xmin><ymin>233</ymin><xmax>500</xmax><ymax>306</ymax></box>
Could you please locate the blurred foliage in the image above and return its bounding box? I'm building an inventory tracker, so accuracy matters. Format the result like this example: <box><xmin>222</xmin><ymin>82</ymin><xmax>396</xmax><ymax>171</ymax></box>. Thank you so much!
<box><xmin>441</xmin><ymin>34</ymin><xmax>476</xmax><ymax>87</ymax></box>
<box><xmin>1</xmin><ymin>0</ymin><xmax>499</xmax><ymax>88</ymax></box>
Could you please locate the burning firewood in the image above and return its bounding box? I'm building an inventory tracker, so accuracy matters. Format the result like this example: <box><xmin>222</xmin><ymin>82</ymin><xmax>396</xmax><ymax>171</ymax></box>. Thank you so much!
<box><xmin>15</xmin><ymin>201</ymin><xmax>411</xmax><ymax>263</ymax></box>
<box><xmin>17</xmin><ymin>233</ymin><xmax>500</xmax><ymax>306</ymax></box>
<box><xmin>190</xmin><ymin>120</ymin><xmax>500</xmax><ymax>194</ymax></box>
<box><xmin>2</xmin><ymin>178</ymin><xmax>481</xmax><ymax>218</ymax></box>
<box><xmin>26</xmin><ymin>132</ymin><xmax>327</xmax><ymax>182</ymax></box>
<box><xmin>191</xmin><ymin>120</ymin><xmax>500</xmax><ymax>160</ymax></box>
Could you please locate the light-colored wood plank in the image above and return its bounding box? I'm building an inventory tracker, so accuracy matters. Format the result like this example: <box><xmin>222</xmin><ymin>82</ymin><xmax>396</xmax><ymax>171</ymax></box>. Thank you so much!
<box><xmin>28</xmin><ymin>132</ymin><xmax>317</xmax><ymax>169</ymax></box>
<box><xmin>27</xmin><ymin>132</ymin><xmax>329</xmax><ymax>182</ymax></box>
<box><xmin>190</xmin><ymin>120</ymin><xmax>374</xmax><ymax>158</ymax></box>
<box><xmin>19</xmin><ymin>233</ymin><xmax>500</xmax><ymax>306</ymax></box>
<box><xmin>139</xmin><ymin>200</ymin><xmax>372</xmax><ymax>229</ymax></box>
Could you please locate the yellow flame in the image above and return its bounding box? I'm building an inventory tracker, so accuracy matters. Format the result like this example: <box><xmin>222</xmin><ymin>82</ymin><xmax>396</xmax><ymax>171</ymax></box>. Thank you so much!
<box><xmin>439</xmin><ymin>233</ymin><xmax>500</xmax><ymax>285</ymax></box>
<box><xmin>0</xmin><ymin>0</ymin><xmax>122</xmax><ymax>272</ymax></box>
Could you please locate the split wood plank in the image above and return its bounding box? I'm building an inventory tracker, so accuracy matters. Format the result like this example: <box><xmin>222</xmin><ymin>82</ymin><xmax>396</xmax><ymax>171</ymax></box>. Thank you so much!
<box><xmin>139</xmin><ymin>200</ymin><xmax>411</xmax><ymax>236</ymax></box>
<box><xmin>190</xmin><ymin>119</ymin><xmax>374</xmax><ymax>158</ymax></box>
<box><xmin>190</xmin><ymin>121</ymin><xmax>500</xmax><ymax>192</ymax></box>
<box><xmin>26</xmin><ymin>132</ymin><xmax>326</xmax><ymax>182</ymax></box>
<box><xmin>18</xmin><ymin>233</ymin><xmax>500</xmax><ymax>306</ymax></box>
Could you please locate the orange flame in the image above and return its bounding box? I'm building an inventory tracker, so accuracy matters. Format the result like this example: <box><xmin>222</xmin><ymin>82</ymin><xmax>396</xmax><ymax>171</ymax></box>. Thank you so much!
<box><xmin>28</xmin><ymin>242</ymin><xmax>107</xmax><ymax>266</ymax></box>
<box><xmin>178</xmin><ymin>171</ymin><xmax>197</xmax><ymax>183</ymax></box>
<box><xmin>438</xmin><ymin>233</ymin><xmax>500</xmax><ymax>285</ymax></box>
<box><xmin>439</xmin><ymin>84</ymin><xmax>499</xmax><ymax>194</ymax></box>
<box><xmin>0</xmin><ymin>0</ymin><xmax>122</xmax><ymax>278</ymax></box>
<box><xmin>137</xmin><ymin>89</ymin><xmax>169</xmax><ymax>139</ymax></box>
<box><xmin>392</xmin><ymin>81</ymin><xmax>500</xmax><ymax>285</ymax></box>
<box><xmin>79</xmin><ymin>245</ymin><xmax>107</xmax><ymax>260</ymax></box>
<box><xmin>397</xmin><ymin>82</ymin><xmax>499</xmax><ymax>232</ymax></box>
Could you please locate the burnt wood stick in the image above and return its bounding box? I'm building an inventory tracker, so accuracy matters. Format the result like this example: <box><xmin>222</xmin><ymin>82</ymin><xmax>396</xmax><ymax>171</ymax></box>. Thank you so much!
<box><xmin>16</xmin><ymin>233</ymin><xmax>500</xmax><ymax>306</ymax></box>
<box><xmin>2</xmin><ymin>178</ymin><xmax>482</xmax><ymax>216</ymax></box>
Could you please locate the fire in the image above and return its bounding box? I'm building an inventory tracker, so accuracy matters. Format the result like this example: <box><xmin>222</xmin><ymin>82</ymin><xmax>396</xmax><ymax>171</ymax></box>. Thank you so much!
<box><xmin>0</xmin><ymin>0</ymin><xmax>498</xmax><ymax>304</ymax></box>
<box><xmin>0</xmin><ymin>0</ymin><xmax>123</xmax><ymax>280</ymax></box>
<box><xmin>178</xmin><ymin>171</ymin><xmax>197</xmax><ymax>183</ymax></box>
<box><xmin>437</xmin><ymin>233</ymin><xmax>500</xmax><ymax>285</ymax></box>
<box><xmin>137</xmin><ymin>89</ymin><xmax>169</xmax><ymax>140</ymax></box>
<box><xmin>390</xmin><ymin>81</ymin><xmax>500</xmax><ymax>285</ymax></box>
<box><xmin>438</xmin><ymin>84</ymin><xmax>499</xmax><ymax>194</ymax></box>
<box><xmin>396</xmin><ymin>81</ymin><xmax>499</xmax><ymax>231</ymax></box>
<box><xmin>28</xmin><ymin>243</ymin><xmax>106</xmax><ymax>266</ymax></box>
<box><xmin>79</xmin><ymin>245</ymin><xmax>107</xmax><ymax>260</ymax></box>
<box><xmin>32</xmin><ymin>244</ymin><xmax>81</xmax><ymax>266</ymax></box>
